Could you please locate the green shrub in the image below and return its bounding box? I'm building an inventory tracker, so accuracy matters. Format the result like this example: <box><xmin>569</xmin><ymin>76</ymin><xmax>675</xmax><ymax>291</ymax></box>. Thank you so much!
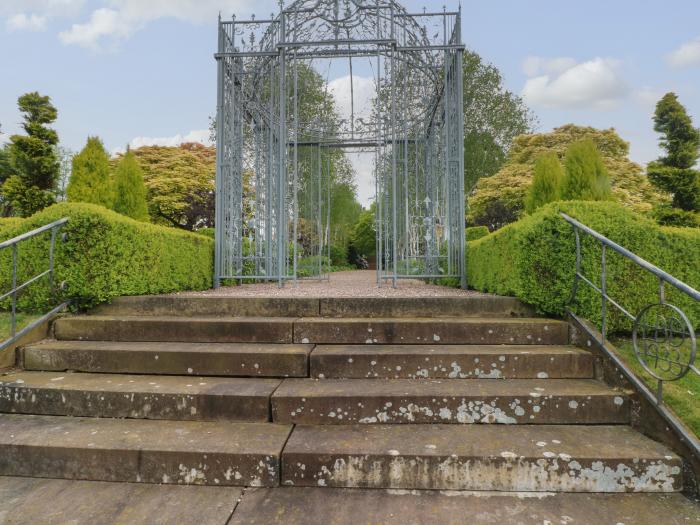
<box><xmin>195</xmin><ymin>227</ymin><xmax>216</xmax><ymax>239</ymax></box>
<box><xmin>525</xmin><ymin>153</ymin><xmax>564</xmax><ymax>213</ymax></box>
<box><xmin>466</xmin><ymin>226</ymin><xmax>489</xmax><ymax>241</ymax></box>
<box><xmin>561</xmin><ymin>140</ymin><xmax>612</xmax><ymax>201</ymax></box>
<box><xmin>468</xmin><ymin>201</ymin><xmax>700</xmax><ymax>331</ymax></box>
<box><xmin>0</xmin><ymin>202</ymin><xmax>213</xmax><ymax>311</ymax></box>
<box><xmin>329</xmin><ymin>244</ymin><xmax>348</xmax><ymax>266</ymax></box>
<box><xmin>652</xmin><ymin>205</ymin><xmax>700</xmax><ymax>228</ymax></box>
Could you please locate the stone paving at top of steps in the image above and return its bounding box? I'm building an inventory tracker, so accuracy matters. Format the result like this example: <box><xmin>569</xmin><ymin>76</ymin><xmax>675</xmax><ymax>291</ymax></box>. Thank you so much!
<box><xmin>52</xmin><ymin>316</ymin><xmax>570</xmax><ymax>345</ymax></box>
<box><xmin>281</xmin><ymin>424</ymin><xmax>683</xmax><ymax>492</ymax></box>
<box><xmin>310</xmin><ymin>344</ymin><xmax>594</xmax><ymax>379</ymax></box>
<box><xmin>229</xmin><ymin>487</ymin><xmax>700</xmax><ymax>525</ymax></box>
<box><xmin>21</xmin><ymin>340</ymin><xmax>312</xmax><ymax>378</ymax></box>
<box><xmin>0</xmin><ymin>476</ymin><xmax>241</xmax><ymax>525</ymax></box>
<box><xmin>0</xmin><ymin>371</ymin><xmax>281</xmax><ymax>422</ymax></box>
<box><xmin>271</xmin><ymin>378</ymin><xmax>629</xmax><ymax>425</ymax></box>
<box><xmin>0</xmin><ymin>414</ymin><xmax>291</xmax><ymax>486</ymax></box>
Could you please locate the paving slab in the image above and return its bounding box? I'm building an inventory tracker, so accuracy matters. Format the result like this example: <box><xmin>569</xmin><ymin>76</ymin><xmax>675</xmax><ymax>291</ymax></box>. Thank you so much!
<box><xmin>318</xmin><ymin>297</ymin><xmax>533</xmax><ymax>318</ymax></box>
<box><xmin>294</xmin><ymin>318</ymin><xmax>569</xmax><ymax>345</ymax></box>
<box><xmin>0</xmin><ymin>414</ymin><xmax>291</xmax><ymax>486</ymax></box>
<box><xmin>0</xmin><ymin>371</ymin><xmax>281</xmax><ymax>421</ymax></box>
<box><xmin>281</xmin><ymin>424</ymin><xmax>682</xmax><ymax>492</ymax></box>
<box><xmin>22</xmin><ymin>340</ymin><xmax>311</xmax><ymax>377</ymax></box>
<box><xmin>229</xmin><ymin>487</ymin><xmax>700</xmax><ymax>525</ymax></box>
<box><xmin>272</xmin><ymin>378</ymin><xmax>629</xmax><ymax>425</ymax></box>
<box><xmin>0</xmin><ymin>476</ymin><xmax>240</xmax><ymax>525</ymax></box>
<box><xmin>310</xmin><ymin>344</ymin><xmax>594</xmax><ymax>379</ymax></box>
<box><xmin>54</xmin><ymin>316</ymin><xmax>295</xmax><ymax>343</ymax></box>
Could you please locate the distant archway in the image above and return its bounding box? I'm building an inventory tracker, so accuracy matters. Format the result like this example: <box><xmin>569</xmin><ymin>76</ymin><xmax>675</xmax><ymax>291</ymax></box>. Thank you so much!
<box><xmin>214</xmin><ymin>0</ymin><xmax>466</xmax><ymax>288</ymax></box>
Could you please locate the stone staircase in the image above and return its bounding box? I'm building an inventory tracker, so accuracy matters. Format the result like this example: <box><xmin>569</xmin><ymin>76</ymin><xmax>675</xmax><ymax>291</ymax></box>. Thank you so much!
<box><xmin>0</xmin><ymin>295</ymin><xmax>696</xmax><ymax>523</ymax></box>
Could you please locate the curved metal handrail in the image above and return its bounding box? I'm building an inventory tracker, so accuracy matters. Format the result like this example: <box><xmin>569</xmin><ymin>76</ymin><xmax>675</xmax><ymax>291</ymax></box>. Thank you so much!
<box><xmin>561</xmin><ymin>212</ymin><xmax>698</xmax><ymax>404</ymax></box>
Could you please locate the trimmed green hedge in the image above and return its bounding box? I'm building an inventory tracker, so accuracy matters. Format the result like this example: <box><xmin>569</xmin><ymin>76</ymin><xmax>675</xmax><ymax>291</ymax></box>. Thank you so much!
<box><xmin>468</xmin><ymin>201</ymin><xmax>700</xmax><ymax>331</ymax></box>
<box><xmin>466</xmin><ymin>226</ymin><xmax>490</xmax><ymax>242</ymax></box>
<box><xmin>0</xmin><ymin>202</ymin><xmax>214</xmax><ymax>310</ymax></box>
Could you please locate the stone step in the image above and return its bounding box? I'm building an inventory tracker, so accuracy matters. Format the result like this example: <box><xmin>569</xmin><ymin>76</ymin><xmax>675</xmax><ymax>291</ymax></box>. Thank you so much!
<box><xmin>281</xmin><ymin>425</ymin><xmax>682</xmax><ymax>492</ymax></box>
<box><xmin>295</xmin><ymin>318</ymin><xmax>569</xmax><ymax>345</ymax></box>
<box><xmin>230</xmin><ymin>488</ymin><xmax>700</xmax><ymax>525</ymax></box>
<box><xmin>0</xmin><ymin>372</ymin><xmax>280</xmax><ymax>422</ymax></box>
<box><xmin>89</xmin><ymin>295</ymin><xmax>534</xmax><ymax>319</ymax></box>
<box><xmin>0</xmin><ymin>476</ymin><xmax>241</xmax><ymax>525</ymax></box>
<box><xmin>271</xmin><ymin>379</ymin><xmax>628</xmax><ymax>425</ymax></box>
<box><xmin>310</xmin><ymin>344</ymin><xmax>593</xmax><ymax>379</ymax></box>
<box><xmin>54</xmin><ymin>316</ymin><xmax>295</xmax><ymax>343</ymax></box>
<box><xmin>0</xmin><ymin>414</ymin><xmax>291</xmax><ymax>486</ymax></box>
<box><xmin>21</xmin><ymin>340</ymin><xmax>311</xmax><ymax>378</ymax></box>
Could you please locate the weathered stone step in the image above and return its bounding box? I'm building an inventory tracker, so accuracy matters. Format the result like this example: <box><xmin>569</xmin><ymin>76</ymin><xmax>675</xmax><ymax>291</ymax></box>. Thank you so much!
<box><xmin>0</xmin><ymin>476</ymin><xmax>241</xmax><ymax>525</ymax></box>
<box><xmin>295</xmin><ymin>318</ymin><xmax>568</xmax><ymax>345</ymax></box>
<box><xmin>0</xmin><ymin>414</ymin><xmax>291</xmax><ymax>486</ymax></box>
<box><xmin>0</xmin><ymin>372</ymin><xmax>280</xmax><ymax>422</ymax></box>
<box><xmin>272</xmin><ymin>379</ymin><xmax>628</xmax><ymax>425</ymax></box>
<box><xmin>90</xmin><ymin>295</ymin><xmax>534</xmax><ymax>319</ymax></box>
<box><xmin>22</xmin><ymin>340</ymin><xmax>311</xmax><ymax>378</ymax></box>
<box><xmin>310</xmin><ymin>344</ymin><xmax>593</xmax><ymax>379</ymax></box>
<box><xmin>54</xmin><ymin>316</ymin><xmax>294</xmax><ymax>343</ymax></box>
<box><xmin>230</xmin><ymin>487</ymin><xmax>700</xmax><ymax>525</ymax></box>
<box><xmin>281</xmin><ymin>425</ymin><xmax>682</xmax><ymax>492</ymax></box>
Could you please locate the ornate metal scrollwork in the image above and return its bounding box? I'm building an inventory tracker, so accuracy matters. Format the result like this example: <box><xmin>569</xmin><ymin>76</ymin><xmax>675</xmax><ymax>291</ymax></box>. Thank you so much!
<box><xmin>633</xmin><ymin>303</ymin><xmax>697</xmax><ymax>382</ymax></box>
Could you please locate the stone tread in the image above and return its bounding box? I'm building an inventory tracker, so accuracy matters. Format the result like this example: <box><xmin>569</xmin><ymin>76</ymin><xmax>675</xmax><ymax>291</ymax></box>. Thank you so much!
<box><xmin>0</xmin><ymin>476</ymin><xmax>241</xmax><ymax>525</ymax></box>
<box><xmin>229</xmin><ymin>487</ymin><xmax>700</xmax><ymax>525</ymax></box>
<box><xmin>310</xmin><ymin>344</ymin><xmax>594</xmax><ymax>379</ymax></box>
<box><xmin>0</xmin><ymin>371</ymin><xmax>281</xmax><ymax>421</ymax></box>
<box><xmin>281</xmin><ymin>424</ymin><xmax>682</xmax><ymax>492</ymax></box>
<box><xmin>294</xmin><ymin>317</ymin><xmax>569</xmax><ymax>345</ymax></box>
<box><xmin>0</xmin><ymin>414</ymin><xmax>291</xmax><ymax>486</ymax></box>
<box><xmin>22</xmin><ymin>340</ymin><xmax>312</xmax><ymax>377</ymax></box>
<box><xmin>271</xmin><ymin>378</ymin><xmax>629</xmax><ymax>424</ymax></box>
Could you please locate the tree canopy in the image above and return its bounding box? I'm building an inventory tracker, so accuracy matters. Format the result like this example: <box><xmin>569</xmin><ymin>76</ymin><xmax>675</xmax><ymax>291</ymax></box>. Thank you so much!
<box><xmin>561</xmin><ymin>139</ymin><xmax>612</xmax><ymax>201</ymax></box>
<box><xmin>524</xmin><ymin>153</ymin><xmax>564</xmax><ymax>213</ymax></box>
<box><xmin>468</xmin><ymin>125</ymin><xmax>668</xmax><ymax>230</ymax></box>
<box><xmin>66</xmin><ymin>137</ymin><xmax>113</xmax><ymax>208</ymax></box>
<box><xmin>113</xmin><ymin>150</ymin><xmax>149</xmax><ymax>221</ymax></box>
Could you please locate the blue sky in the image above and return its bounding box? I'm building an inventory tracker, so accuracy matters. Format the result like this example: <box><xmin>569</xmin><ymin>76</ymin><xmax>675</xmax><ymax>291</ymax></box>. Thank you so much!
<box><xmin>1</xmin><ymin>0</ymin><xmax>699</xmax><ymax>205</ymax></box>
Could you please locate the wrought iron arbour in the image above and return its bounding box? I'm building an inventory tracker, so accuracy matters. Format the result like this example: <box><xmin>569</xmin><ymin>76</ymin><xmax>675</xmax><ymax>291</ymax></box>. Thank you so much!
<box><xmin>214</xmin><ymin>0</ymin><xmax>466</xmax><ymax>288</ymax></box>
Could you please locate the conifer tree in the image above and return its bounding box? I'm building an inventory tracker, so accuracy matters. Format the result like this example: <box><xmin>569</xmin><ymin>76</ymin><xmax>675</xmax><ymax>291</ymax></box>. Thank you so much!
<box><xmin>112</xmin><ymin>150</ymin><xmax>149</xmax><ymax>221</ymax></box>
<box><xmin>525</xmin><ymin>153</ymin><xmax>564</xmax><ymax>213</ymax></box>
<box><xmin>561</xmin><ymin>139</ymin><xmax>612</xmax><ymax>201</ymax></box>
<box><xmin>647</xmin><ymin>93</ymin><xmax>700</xmax><ymax>215</ymax></box>
<box><xmin>66</xmin><ymin>137</ymin><xmax>113</xmax><ymax>208</ymax></box>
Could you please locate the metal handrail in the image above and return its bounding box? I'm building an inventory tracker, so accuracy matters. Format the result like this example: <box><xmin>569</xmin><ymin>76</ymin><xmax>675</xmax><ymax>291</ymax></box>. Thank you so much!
<box><xmin>0</xmin><ymin>218</ymin><xmax>69</xmax><ymax>345</ymax></box>
<box><xmin>562</xmin><ymin>212</ymin><xmax>698</xmax><ymax>403</ymax></box>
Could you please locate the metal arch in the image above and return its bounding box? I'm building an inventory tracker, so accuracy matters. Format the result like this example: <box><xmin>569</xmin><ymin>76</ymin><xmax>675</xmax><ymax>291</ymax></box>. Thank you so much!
<box><xmin>214</xmin><ymin>0</ymin><xmax>466</xmax><ymax>288</ymax></box>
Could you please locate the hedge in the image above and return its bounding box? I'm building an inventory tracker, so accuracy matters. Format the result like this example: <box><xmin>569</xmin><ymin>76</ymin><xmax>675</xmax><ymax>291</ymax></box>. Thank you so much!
<box><xmin>466</xmin><ymin>226</ymin><xmax>489</xmax><ymax>242</ymax></box>
<box><xmin>0</xmin><ymin>202</ymin><xmax>214</xmax><ymax>311</ymax></box>
<box><xmin>467</xmin><ymin>201</ymin><xmax>700</xmax><ymax>331</ymax></box>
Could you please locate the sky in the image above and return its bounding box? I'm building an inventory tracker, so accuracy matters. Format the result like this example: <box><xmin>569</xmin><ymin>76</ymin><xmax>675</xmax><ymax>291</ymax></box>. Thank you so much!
<box><xmin>1</xmin><ymin>0</ymin><xmax>700</xmax><ymax>206</ymax></box>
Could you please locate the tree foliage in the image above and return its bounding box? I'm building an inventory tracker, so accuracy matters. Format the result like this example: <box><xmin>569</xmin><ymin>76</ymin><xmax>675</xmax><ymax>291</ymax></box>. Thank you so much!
<box><xmin>66</xmin><ymin>137</ymin><xmax>113</xmax><ymax>208</ymax></box>
<box><xmin>351</xmin><ymin>204</ymin><xmax>377</xmax><ymax>257</ymax></box>
<box><xmin>647</xmin><ymin>93</ymin><xmax>700</xmax><ymax>219</ymax></box>
<box><xmin>113</xmin><ymin>150</ymin><xmax>149</xmax><ymax>221</ymax></box>
<box><xmin>561</xmin><ymin>139</ymin><xmax>612</xmax><ymax>201</ymax></box>
<box><xmin>468</xmin><ymin>125</ymin><xmax>668</xmax><ymax>230</ymax></box>
<box><xmin>525</xmin><ymin>153</ymin><xmax>564</xmax><ymax>213</ymax></box>
<box><xmin>463</xmin><ymin>51</ymin><xmax>537</xmax><ymax>193</ymax></box>
<box><xmin>2</xmin><ymin>92</ymin><xmax>60</xmax><ymax>217</ymax></box>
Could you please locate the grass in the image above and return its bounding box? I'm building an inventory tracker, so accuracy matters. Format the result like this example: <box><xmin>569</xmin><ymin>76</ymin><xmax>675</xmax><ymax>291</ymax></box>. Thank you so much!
<box><xmin>0</xmin><ymin>312</ymin><xmax>41</xmax><ymax>342</ymax></box>
<box><xmin>611</xmin><ymin>336</ymin><xmax>700</xmax><ymax>437</ymax></box>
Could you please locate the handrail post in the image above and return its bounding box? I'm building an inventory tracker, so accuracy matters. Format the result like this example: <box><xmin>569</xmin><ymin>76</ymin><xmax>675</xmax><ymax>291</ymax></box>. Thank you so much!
<box><xmin>11</xmin><ymin>244</ymin><xmax>17</xmax><ymax>339</ymax></box>
<box><xmin>601</xmin><ymin>242</ymin><xmax>607</xmax><ymax>344</ymax></box>
<box><xmin>49</xmin><ymin>228</ymin><xmax>57</xmax><ymax>301</ymax></box>
<box><xmin>570</xmin><ymin>226</ymin><xmax>581</xmax><ymax>305</ymax></box>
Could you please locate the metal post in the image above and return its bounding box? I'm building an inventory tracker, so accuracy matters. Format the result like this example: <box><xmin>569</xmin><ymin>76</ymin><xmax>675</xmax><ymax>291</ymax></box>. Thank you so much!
<box><xmin>11</xmin><ymin>244</ymin><xmax>17</xmax><ymax>338</ymax></box>
<box><xmin>601</xmin><ymin>242</ymin><xmax>607</xmax><ymax>343</ymax></box>
<box><xmin>213</xmin><ymin>16</ymin><xmax>225</xmax><ymax>288</ymax></box>
<box><xmin>277</xmin><ymin>4</ymin><xmax>287</xmax><ymax>288</ymax></box>
<box><xmin>390</xmin><ymin>4</ymin><xmax>398</xmax><ymax>288</ymax></box>
<box><xmin>49</xmin><ymin>228</ymin><xmax>57</xmax><ymax>300</ymax></box>
<box><xmin>456</xmin><ymin>5</ymin><xmax>467</xmax><ymax>289</ymax></box>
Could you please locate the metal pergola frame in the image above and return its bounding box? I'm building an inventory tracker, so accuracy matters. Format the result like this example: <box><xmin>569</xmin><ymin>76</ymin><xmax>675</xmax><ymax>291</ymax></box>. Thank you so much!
<box><xmin>214</xmin><ymin>0</ymin><xmax>466</xmax><ymax>288</ymax></box>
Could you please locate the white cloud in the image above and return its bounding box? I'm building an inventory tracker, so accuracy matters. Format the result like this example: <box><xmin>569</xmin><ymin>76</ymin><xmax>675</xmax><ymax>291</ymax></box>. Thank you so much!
<box><xmin>130</xmin><ymin>129</ymin><xmax>213</xmax><ymax>149</ymax></box>
<box><xmin>522</xmin><ymin>56</ymin><xmax>577</xmax><ymax>77</ymax></box>
<box><xmin>634</xmin><ymin>87</ymin><xmax>664</xmax><ymax>108</ymax></box>
<box><xmin>328</xmin><ymin>75</ymin><xmax>376</xmax><ymax>124</ymax></box>
<box><xmin>59</xmin><ymin>0</ymin><xmax>259</xmax><ymax>49</ymax></box>
<box><xmin>522</xmin><ymin>57</ymin><xmax>629</xmax><ymax>110</ymax></box>
<box><xmin>6</xmin><ymin>13</ymin><xmax>47</xmax><ymax>32</ymax></box>
<box><xmin>667</xmin><ymin>37</ymin><xmax>700</xmax><ymax>69</ymax></box>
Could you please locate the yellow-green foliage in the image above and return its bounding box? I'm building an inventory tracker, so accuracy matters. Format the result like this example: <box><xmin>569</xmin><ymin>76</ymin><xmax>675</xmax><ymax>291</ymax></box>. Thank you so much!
<box><xmin>466</xmin><ymin>226</ymin><xmax>489</xmax><ymax>241</ymax></box>
<box><xmin>468</xmin><ymin>201</ymin><xmax>700</xmax><ymax>331</ymax></box>
<box><xmin>525</xmin><ymin>153</ymin><xmax>564</xmax><ymax>213</ymax></box>
<box><xmin>468</xmin><ymin>125</ymin><xmax>669</xmax><ymax>229</ymax></box>
<box><xmin>0</xmin><ymin>202</ymin><xmax>213</xmax><ymax>310</ymax></box>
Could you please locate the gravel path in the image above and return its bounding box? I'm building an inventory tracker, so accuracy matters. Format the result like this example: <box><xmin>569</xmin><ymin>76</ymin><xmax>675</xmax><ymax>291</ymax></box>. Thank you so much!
<box><xmin>182</xmin><ymin>271</ymin><xmax>488</xmax><ymax>298</ymax></box>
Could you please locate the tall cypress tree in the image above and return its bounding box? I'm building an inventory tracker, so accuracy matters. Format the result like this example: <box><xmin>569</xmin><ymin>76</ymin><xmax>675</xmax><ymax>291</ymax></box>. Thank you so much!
<box><xmin>2</xmin><ymin>92</ymin><xmax>60</xmax><ymax>217</ymax></box>
<box><xmin>67</xmin><ymin>137</ymin><xmax>113</xmax><ymax>208</ymax></box>
<box><xmin>112</xmin><ymin>150</ymin><xmax>149</xmax><ymax>221</ymax></box>
<box><xmin>561</xmin><ymin>139</ymin><xmax>612</xmax><ymax>201</ymax></box>
<box><xmin>647</xmin><ymin>93</ymin><xmax>700</xmax><ymax>215</ymax></box>
<box><xmin>525</xmin><ymin>153</ymin><xmax>564</xmax><ymax>213</ymax></box>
